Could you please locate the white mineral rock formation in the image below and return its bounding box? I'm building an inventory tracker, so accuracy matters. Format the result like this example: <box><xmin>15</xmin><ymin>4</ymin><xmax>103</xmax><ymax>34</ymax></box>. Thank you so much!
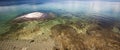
<box><xmin>21</xmin><ymin>12</ymin><xmax>44</xmax><ymax>18</ymax></box>
<box><xmin>15</xmin><ymin>12</ymin><xmax>46</xmax><ymax>19</ymax></box>
<box><xmin>13</xmin><ymin>12</ymin><xmax>55</xmax><ymax>23</ymax></box>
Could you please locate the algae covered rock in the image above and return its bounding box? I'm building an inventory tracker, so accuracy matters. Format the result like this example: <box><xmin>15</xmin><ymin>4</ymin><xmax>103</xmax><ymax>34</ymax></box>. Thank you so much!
<box><xmin>0</xmin><ymin>21</ymin><xmax>41</xmax><ymax>40</ymax></box>
<box><xmin>51</xmin><ymin>24</ymin><xmax>86</xmax><ymax>50</ymax></box>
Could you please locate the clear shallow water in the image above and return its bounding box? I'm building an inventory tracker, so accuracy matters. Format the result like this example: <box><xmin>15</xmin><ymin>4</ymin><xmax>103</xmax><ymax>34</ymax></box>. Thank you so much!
<box><xmin>0</xmin><ymin>1</ymin><xmax>120</xmax><ymax>34</ymax></box>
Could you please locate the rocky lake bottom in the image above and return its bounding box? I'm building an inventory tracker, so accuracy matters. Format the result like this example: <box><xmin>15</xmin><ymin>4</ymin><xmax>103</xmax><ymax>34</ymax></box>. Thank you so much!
<box><xmin>0</xmin><ymin>12</ymin><xmax>120</xmax><ymax>50</ymax></box>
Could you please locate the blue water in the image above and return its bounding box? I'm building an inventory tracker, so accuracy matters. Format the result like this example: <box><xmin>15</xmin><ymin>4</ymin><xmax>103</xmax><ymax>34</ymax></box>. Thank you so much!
<box><xmin>0</xmin><ymin>1</ymin><xmax>120</xmax><ymax>34</ymax></box>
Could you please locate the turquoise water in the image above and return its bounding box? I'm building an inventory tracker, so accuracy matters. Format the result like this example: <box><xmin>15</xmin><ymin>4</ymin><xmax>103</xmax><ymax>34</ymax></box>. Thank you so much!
<box><xmin>0</xmin><ymin>1</ymin><xmax>120</xmax><ymax>34</ymax></box>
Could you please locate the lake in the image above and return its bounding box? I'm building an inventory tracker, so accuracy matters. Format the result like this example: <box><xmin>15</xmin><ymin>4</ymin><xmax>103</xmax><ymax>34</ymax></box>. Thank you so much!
<box><xmin>0</xmin><ymin>1</ymin><xmax>120</xmax><ymax>34</ymax></box>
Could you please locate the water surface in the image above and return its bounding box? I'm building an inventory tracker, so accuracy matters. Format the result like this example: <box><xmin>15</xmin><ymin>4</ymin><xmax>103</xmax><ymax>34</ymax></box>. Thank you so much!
<box><xmin>0</xmin><ymin>1</ymin><xmax>120</xmax><ymax>34</ymax></box>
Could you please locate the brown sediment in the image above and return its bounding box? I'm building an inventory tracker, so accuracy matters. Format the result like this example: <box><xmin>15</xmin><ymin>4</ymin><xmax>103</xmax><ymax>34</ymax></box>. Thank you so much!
<box><xmin>51</xmin><ymin>24</ymin><xmax>120</xmax><ymax>50</ymax></box>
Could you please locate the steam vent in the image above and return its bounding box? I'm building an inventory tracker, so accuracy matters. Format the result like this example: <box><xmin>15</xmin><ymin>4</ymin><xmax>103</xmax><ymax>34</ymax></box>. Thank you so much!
<box><xmin>0</xmin><ymin>0</ymin><xmax>120</xmax><ymax>50</ymax></box>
